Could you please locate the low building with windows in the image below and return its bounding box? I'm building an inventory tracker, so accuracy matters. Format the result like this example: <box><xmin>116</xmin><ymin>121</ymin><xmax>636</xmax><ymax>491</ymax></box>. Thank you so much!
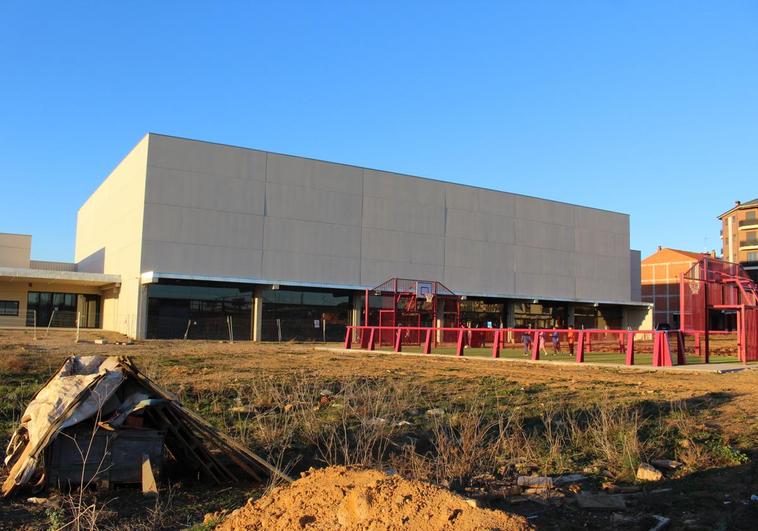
<box><xmin>2</xmin><ymin>133</ymin><xmax>651</xmax><ymax>339</ymax></box>
<box><xmin>0</xmin><ymin>233</ymin><xmax>120</xmax><ymax>329</ymax></box>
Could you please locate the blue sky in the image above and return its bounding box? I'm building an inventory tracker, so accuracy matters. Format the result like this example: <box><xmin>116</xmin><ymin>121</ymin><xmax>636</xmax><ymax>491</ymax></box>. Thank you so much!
<box><xmin>1</xmin><ymin>1</ymin><xmax>756</xmax><ymax>262</ymax></box>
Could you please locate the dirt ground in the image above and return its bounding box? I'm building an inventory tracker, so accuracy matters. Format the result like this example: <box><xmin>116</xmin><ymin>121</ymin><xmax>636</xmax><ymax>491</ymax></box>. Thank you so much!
<box><xmin>217</xmin><ymin>466</ymin><xmax>531</xmax><ymax>530</ymax></box>
<box><xmin>0</xmin><ymin>329</ymin><xmax>757</xmax><ymax>529</ymax></box>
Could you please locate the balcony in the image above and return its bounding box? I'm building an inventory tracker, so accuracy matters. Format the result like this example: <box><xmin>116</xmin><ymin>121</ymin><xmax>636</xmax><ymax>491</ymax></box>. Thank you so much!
<box><xmin>738</xmin><ymin>218</ymin><xmax>758</xmax><ymax>230</ymax></box>
<box><xmin>739</xmin><ymin>239</ymin><xmax>758</xmax><ymax>250</ymax></box>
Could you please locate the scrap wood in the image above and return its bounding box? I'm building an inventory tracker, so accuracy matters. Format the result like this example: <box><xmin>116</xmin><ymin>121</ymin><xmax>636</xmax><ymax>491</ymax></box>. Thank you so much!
<box><xmin>3</xmin><ymin>364</ymin><xmax>120</xmax><ymax>497</ymax></box>
<box><xmin>3</xmin><ymin>356</ymin><xmax>291</xmax><ymax>498</ymax></box>
<box><xmin>119</xmin><ymin>357</ymin><xmax>292</xmax><ymax>484</ymax></box>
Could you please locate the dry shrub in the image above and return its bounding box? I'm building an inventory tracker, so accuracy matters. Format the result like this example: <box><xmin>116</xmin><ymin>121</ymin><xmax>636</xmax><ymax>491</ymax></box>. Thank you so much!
<box><xmin>217</xmin><ymin>374</ymin><xmax>420</xmax><ymax>483</ymax></box>
<box><xmin>666</xmin><ymin>401</ymin><xmax>748</xmax><ymax>469</ymax></box>
<box><xmin>0</xmin><ymin>351</ymin><xmax>32</xmax><ymax>374</ymax></box>
<box><xmin>428</xmin><ymin>406</ymin><xmax>499</xmax><ymax>486</ymax></box>
<box><xmin>300</xmin><ymin>377</ymin><xmax>418</xmax><ymax>467</ymax></box>
<box><xmin>583</xmin><ymin>402</ymin><xmax>643</xmax><ymax>481</ymax></box>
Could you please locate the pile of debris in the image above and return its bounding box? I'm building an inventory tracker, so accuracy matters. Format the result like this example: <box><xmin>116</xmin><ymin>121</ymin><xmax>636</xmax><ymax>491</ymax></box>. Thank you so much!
<box><xmin>217</xmin><ymin>466</ymin><xmax>532</xmax><ymax>530</ymax></box>
<box><xmin>2</xmin><ymin>355</ymin><xmax>289</xmax><ymax>497</ymax></box>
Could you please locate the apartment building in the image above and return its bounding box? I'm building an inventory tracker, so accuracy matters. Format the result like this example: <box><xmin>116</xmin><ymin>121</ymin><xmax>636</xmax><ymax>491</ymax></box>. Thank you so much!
<box><xmin>719</xmin><ymin>199</ymin><xmax>758</xmax><ymax>282</ymax></box>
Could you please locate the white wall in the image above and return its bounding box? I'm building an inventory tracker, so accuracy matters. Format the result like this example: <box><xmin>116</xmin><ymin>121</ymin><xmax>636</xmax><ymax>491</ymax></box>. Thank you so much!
<box><xmin>75</xmin><ymin>136</ymin><xmax>149</xmax><ymax>337</ymax></box>
<box><xmin>0</xmin><ymin>233</ymin><xmax>31</xmax><ymax>268</ymax></box>
<box><xmin>139</xmin><ymin>134</ymin><xmax>634</xmax><ymax>303</ymax></box>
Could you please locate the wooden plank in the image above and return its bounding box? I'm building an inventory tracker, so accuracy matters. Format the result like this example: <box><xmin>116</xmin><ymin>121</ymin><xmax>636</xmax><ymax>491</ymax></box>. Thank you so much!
<box><xmin>142</xmin><ymin>454</ymin><xmax>158</xmax><ymax>496</ymax></box>
<box><xmin>152</xmin><ymin>408</ymin><xmax>223</xmax><ymax>484</ymax></box>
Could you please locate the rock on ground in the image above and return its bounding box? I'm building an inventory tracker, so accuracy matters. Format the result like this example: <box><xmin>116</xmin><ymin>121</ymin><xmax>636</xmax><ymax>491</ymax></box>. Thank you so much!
<box><xmin>636</xmin><ymin>463</ymin><xmax>664</xmax><ymax>481</ymax></box>
<box><xmin>217</xmin><ymin>466</ymin><xmax>532</xmax><ymax>531</ymax></box>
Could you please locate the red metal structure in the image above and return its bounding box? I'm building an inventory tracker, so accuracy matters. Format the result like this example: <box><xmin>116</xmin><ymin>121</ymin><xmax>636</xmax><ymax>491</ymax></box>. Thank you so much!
<box><xmin>362</xmin><ymin>278</ymin><xmax>461</xmax><ymax>346</ymax></box>
<box><xmin>680</xmin><ymin>257</ymin><xmax>758</xmax><ymax>362</ymax></box>
<box><xmin>343</xmin><ymin>324</ymin><xmax>690</xmax><ymax>367</ymax></box>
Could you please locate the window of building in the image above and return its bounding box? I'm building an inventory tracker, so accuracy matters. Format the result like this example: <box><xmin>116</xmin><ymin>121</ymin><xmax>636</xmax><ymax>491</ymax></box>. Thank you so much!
<box><xmin>513</xmin><ymin>302</ymin><xmax>568</xmax><ymax>329</ymax></box>
<box><xmin>748</xmin><ymin>252</ymin><xmax>758</xmax><ymax>262</ymax></box>
<box><xmin>262</xmin><ymin>287</ymin><xmax>351</xmax><ymax>341</ymax></box>
<box><xmin>26</xmin><ymin>292</ymin><xmax>100</xmax><ymax>328</ymax></box>
<box><xmin>459</xmin><ymin>299</ymin><xmax>505</xmax><ymax>328</ymax></box>
<box><xmin>0</xmin><ymin>300</ymin><xmax>19</xmax><ymax>316</ymax></box>
<box><xmin>747</xmin><ymin>211</ymin><xmax>756</xmax><ymax>220</ymax></box>
<box><xmin>147</xmin><ymin>280</ymin><xmax>253</xmax><ymax>340</ymax></box>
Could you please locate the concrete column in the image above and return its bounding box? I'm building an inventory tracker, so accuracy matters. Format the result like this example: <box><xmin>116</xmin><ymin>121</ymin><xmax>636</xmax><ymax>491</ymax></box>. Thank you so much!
<box><xmin>252</xmin><ymin>285</ymin><xmax>263</xmax><ymax>342</ymax></box>
<box><xmin>352</xmin><ymin>290</ymin><xmax>363</xmax><ymax>326</ymax></box>
<box><xmin>567</xmin><ymin>306</ymin><xmax>576</xmax><ymax>327</ymax></box>
<box><xmin>506</xmin><ymin>301</ymin><xmax>516</xmax><ymax>343</ymax></box>
<box><xmin>135</xmin><ymin>282</ymin><xmax>148</xmax><ymax>340</ymax></box>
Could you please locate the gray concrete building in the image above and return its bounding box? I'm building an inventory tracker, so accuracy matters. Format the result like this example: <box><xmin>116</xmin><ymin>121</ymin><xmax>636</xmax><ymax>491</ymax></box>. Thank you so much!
<box><xmin>2</xmin><ymin>133</ymin><xmax>650</xmax><ymax>339</ymax></box>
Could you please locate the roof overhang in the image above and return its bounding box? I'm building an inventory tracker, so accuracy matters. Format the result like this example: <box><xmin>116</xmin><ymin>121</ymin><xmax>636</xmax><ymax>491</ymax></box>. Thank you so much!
<box><xmin>0</xmin><ymin>267</ymin><xmax>121</xmax><ymax>288</ymax></box>
<box><xmin>141</xmin><ymin>271</ymin><xmax>652</xmax><ymax>308</ymax></box>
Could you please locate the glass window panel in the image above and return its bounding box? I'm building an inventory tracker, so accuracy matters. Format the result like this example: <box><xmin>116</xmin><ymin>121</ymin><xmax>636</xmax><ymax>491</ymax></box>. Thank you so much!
<box><xmin>27</xmin><ymin>292</ymin><xmax>39</xmax><ymax>306</ymax></box>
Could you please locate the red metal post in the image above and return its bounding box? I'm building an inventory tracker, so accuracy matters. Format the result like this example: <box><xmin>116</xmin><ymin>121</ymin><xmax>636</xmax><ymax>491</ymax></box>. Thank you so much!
<box><xmin>344</xmin><ymin>327</ymin><xmax>352</xmax><ymax>349</ymax></box>
<box><xmin>576</xmin><ymin>331</ymin><xmax>584</xmax><ymax>363</ymax></box>
<box><xmin>531</xmin><ymin>331</ymin><xmax>540</xmax><ymax>360</ymax></box>
<box><xmin>679</xmin><ymin>271</ymin><xmax>686</xmax><ymax>331</ymax></box>
<box><xmin>653</xmin><ymin>331</ymin><xmax>660</xmax><ymax>366</ymax></box>
<box><xmin>676</xmin><ymin>330</ymin><xmax>685</xmax><ymax>365</ymax></box>
<box><xmin>704</xmin><ymin>260</ymin><xmax>710</xmax><ymax>363</ymax></box>
<box><xmin>456</xmin><ymin>329</ymin><xmax>465</xmax><ymax>356</ymax></box>
<box><xmin>625</xmin><ymin>330</ymin><xmax>634</xmax><ymax>365</ymax></box>
<box><xmin>423</xmin><ymin>329</ymin><xmax>432</xmax><ymax>354</ymax></box>
<box><xmin>655</xmin><ymin>331</ymin><xmax>673</xmax><ymax>367</ymax></box>
<box><xmin>367</xmin><ymin>327</ymin><xmax>376</xmax><ymax>351</ymax></box>
<box><xmin>737</xmin><ymin>305</ymin><xmax>743</xmax><ymax>362</ymax></box>
<box><xmin>394</xmin><ymin>327</ymin><xmax>402</xmax><ymax>352</ymax></box>
<box><xmin>491</xmin><ymin>330</ymin><xmax>500</xmax><ymax>358</ymax></box>
<box><xmin>663</xmin><ymin>332</ymin><xmax>674</xmax><ymax>366</ymax></box>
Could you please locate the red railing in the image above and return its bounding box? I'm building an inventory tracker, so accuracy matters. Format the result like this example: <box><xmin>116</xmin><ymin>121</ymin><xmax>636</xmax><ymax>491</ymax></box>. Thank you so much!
<box><xmin>343</xmin><ymin>326</ymin><xmax>744</xmax><ymax>366</ymax></box>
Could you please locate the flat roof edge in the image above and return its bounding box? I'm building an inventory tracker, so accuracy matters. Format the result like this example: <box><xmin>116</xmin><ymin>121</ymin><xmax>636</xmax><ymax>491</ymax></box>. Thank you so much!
<box><xmin>0</xmin><ymin>267</ymin><xmax>121</xmax><ymax>284</ymax></box>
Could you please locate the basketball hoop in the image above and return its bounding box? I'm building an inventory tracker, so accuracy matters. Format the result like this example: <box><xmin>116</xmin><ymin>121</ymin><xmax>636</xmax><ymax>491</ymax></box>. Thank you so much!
<box><xmin>688</xmin><ymin>278</ymin><xmax>700</xmax><ymax>295</ymax></box>
<box><xmin>424</xmin><ymin>293</ymin><xmax>433</xmax><ymax>304</ymax></box>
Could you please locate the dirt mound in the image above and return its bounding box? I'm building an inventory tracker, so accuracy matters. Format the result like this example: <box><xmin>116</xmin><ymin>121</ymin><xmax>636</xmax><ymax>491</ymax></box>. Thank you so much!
<box><xmin>218</xmin><ymin>466</ymin><xmax>531</xmax><ymax>530</ymax></box>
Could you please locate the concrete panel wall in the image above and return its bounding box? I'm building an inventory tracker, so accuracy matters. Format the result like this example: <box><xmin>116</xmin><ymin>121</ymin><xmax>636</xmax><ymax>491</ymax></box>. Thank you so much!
<box><xmin>0</xmin><ymin>233</ymin><xmax>31</xmax><ymax>268</ymax></box>
<box><xmin>137</xmin><ymin>134</ymin><xmax>634</xmax><ymax>303</ymax></box>
<box><xmin>75</xmin><ymin>136</ymin><xmax>149</xmax><ymax>337</ymax></box>
<box><xmin>630</xmin><ymin>250</ymin><xmax>642</xmax><ymax>302</ymax></box>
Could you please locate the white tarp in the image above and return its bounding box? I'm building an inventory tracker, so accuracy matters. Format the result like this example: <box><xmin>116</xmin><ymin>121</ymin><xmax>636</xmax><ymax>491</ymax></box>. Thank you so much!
<box><xmin>3</xmin><ymin>356</ymin><xmax>125</xmax><ymax>491</ymax></box>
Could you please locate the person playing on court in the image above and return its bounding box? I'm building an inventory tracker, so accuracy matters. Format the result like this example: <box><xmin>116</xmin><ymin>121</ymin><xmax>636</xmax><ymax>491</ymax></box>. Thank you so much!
<box><xmin>567</xmin><ymin>325</ymin><xmax>575</xmax><ymax>355</ymax></box>
<box><xmin>522</xmin><ymin>328</ymin><xmax>532</xmax><ymax>355</ymax></box>
<box><xmin>539</xmin><ymin>331</ymin><xmax>548</xmax><ymax>356</ymax></box>
<box><xmin>551</xmin><ymin>324</ymin><xmax>561</xmax><ymax>354</ymax></box>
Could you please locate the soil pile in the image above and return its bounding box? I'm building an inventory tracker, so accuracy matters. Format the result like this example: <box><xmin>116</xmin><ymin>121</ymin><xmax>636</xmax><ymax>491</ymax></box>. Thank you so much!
<box><xmin>218</xmin><ymin>466</ymin><xmax>531</xmax><ymax>530</ymax></box>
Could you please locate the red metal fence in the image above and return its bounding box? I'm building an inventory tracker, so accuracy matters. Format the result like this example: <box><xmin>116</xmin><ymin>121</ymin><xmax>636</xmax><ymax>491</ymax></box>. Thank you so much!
<box><xmin>343</xmin><ymin>325</ymin><xmax>744</xmax><ymax>366</ymax></box>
